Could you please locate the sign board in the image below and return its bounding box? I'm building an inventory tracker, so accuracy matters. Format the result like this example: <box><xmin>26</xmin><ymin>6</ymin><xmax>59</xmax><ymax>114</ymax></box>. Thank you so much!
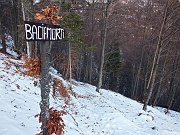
<box><xmin>24</xmin><ymin>21</ymin><xmax>65</xmax><ymax>41</ymax></box>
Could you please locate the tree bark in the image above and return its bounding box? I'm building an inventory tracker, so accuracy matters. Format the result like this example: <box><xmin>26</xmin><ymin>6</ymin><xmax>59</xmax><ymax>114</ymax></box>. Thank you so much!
<box><xmin>40</xmin><ymin>41</ymin><xmax>51</xmax><ymax>135</ymax></box>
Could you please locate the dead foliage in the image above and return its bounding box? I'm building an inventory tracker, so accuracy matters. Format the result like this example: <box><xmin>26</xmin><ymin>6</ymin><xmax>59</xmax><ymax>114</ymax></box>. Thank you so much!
<box><xmin>46</xmin><ymin>108</ymin><xmax>66</xmax><ymax>135</ymax></box>
<box><xmin>35</xmin><ymin>4</ymin><xmax>62</xmax><ymax>24</ymax></box>
<box><xmin>35</xmin><ymin>107</ymin><xmax>66</xmax><ymax>135</ymax></box>
<box><xmin>53</xmin><ymin>78</ymin><xmax>70</xmax><ymax>105</ymax></box>
<box><xmin>23</xmin><ymin>55</ymin><xmax>40</xmax><ymax>77</ymax></box>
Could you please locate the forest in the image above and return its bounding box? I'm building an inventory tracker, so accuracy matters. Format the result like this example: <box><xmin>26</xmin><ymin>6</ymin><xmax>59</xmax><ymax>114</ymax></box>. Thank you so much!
<box><xmin>0</xmin><ymin>0</ymin><xmax>179</xmax><ymax>114</ymax></box>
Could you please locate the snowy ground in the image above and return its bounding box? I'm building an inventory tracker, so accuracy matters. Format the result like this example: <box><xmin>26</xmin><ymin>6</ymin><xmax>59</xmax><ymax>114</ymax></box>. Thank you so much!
<box><xmin>0</xmin><ymin>52</ymin><xmax>180</xmax><ymax>135</ymax></box>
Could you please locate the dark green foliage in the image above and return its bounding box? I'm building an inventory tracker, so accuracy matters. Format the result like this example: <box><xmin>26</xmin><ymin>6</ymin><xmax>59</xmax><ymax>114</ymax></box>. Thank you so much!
<box><xmin>62</xmin><ymin>13</ymin><xmax>85</xmax><ymax>46</ymax></box>
<box><xmin>105</xmin><ymin>42</ymin><xmax>122</xmax><ymax>73</ymax></box>
<box><xmin>61</xmin><ymin>4</ymin><xmax>73</xmax><ymax>12</ymax></box>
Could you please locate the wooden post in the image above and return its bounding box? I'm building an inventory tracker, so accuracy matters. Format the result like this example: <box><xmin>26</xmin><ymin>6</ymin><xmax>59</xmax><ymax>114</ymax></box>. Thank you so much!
<box><xmin>40</xmin><ymin>40</ymin><xmax>51</xmax><ymax>135</ymax></box>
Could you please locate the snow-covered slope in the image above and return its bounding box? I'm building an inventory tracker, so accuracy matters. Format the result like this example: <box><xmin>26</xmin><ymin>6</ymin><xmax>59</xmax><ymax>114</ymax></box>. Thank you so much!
<box><xmin>0</xmin><ymin>53</ymin><xmax>41</xmax><ymax>134</ymax></box>
<box><xmin>0</xmin><ymin>52</ymin><xmax>180</xmax><ymax>135</ymax></box>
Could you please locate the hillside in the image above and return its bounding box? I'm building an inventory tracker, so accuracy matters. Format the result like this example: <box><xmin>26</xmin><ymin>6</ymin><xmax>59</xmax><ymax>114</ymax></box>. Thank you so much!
<box><xmin>0</xmin><ymin>52</ymin><xmax>180</xmax><ymax>135</ymax></box>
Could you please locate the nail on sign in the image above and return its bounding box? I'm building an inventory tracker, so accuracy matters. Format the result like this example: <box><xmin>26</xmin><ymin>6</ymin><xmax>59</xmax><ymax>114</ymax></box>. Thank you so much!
<box><xmin>24</xmin><ymin>21</ymin><xmax>65</xmax><ymax>41</ymax></box>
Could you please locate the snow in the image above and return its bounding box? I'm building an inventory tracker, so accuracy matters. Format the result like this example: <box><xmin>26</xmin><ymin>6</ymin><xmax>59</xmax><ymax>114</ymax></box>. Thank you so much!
<box><xmin>0</xmin><ymin>52</ymin><xmax>180</xmax><ymax>135</ymax></box>
<box><xmin>0</xmin><ymin>34</ymin><xmax>19</xmax><ymax>58</ymax></box>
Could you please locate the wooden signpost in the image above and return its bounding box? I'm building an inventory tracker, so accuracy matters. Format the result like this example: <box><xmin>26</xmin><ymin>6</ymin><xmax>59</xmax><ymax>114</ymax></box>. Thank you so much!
<box><xmin>24</xmin><ymin>4</ymin><xmax>64</xmax><ymax>135</ymax></box>
<box><xmin>24</xmin><ymin>21</ymin><xmax>64</xmax><ymax>41</ymax></box>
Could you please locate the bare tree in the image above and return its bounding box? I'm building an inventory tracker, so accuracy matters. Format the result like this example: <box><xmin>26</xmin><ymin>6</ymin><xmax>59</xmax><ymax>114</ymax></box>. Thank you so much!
<box><xmin>96</xmin><ymin>0</ymin><xmax>120</xmax><ymax>93</ymax></box>
<box><xmin>96</xmin><ymin>1</ymin><xmax>109</xmax><ymax>93</ymax></box>
<box><xmin>143</xmin><ymin>0</ymin><xmax>170</xmax><ymax>111</ymax></box>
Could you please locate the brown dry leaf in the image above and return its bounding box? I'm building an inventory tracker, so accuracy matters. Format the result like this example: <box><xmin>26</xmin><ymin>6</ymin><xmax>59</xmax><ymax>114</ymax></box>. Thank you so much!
<box><xmin>34</xmin><ymin>13</ymin><xmax>46</xmax><ymax>20</ymax></box>
<box><xmin>51</xmin><ymin>19</ymin><xmax>56</xmax><ymax>25</ymax></box>
<box><xmin>52</xmin><ymin>5</ymin><xmax>58</xmax><ymax>14</ymax></box>
<box><xmin>34</xmin><ymin>114</ymin><xmax>39</xmax><ymax>118</ymax></box>
<box><xmin>33</xmin><ymin>81</ymin><xmax>38</xmax><ymax>87</ymax></box>
<box><xmin>42</xmin><ymin>7</ymin><xmax>51</xmax><ymax>16</ymax></box>
<box><xmin>56</xmin><ymin>129</ymin><xmax>61</xmax><ymax>135</ymax></box>
<box><xmin>35</xmin><ymin>133</ymin><xmax>42</xmax><ymax>135</ymax></box>
<box><xmin>11</xmin><ymin>90</ymin><xmax>16</xmax><ymax>92</ymax></box>
<box><xmin>55</xmin><ymin>15</ymin><xmax>62</xmax><ymax>20</ymax></box>
<box><xmin>16</xmin><ymin>84</ymin><xmax>20</xmax><ymax>89</ymax></box>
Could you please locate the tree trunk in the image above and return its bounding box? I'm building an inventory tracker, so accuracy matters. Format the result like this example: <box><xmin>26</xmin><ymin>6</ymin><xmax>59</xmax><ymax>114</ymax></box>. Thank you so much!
<box><xmin>96</xmin><ymin>0</ymin><xmax>119</xmax><ymax>93</ymax></box>
<box><xmin>65</xmin><ymin>33</ymin><xmax>72</xmax><ymax>82</ymax></box>
<box><xmin>0</xmin><ymin>22</ymin><xmax>6</xmax><ymax>53</ymax></box>
<box><xmin>40</xmin><ymin>41</ymin><xmax>51</xmax><ymax>135</ymax></box>
<box><xmin>143</xmin><ymin>1</ymin><xmax>169</xmax><ymax>111</ymax></box>
<box><xmin>133</xmin><ymin>46</ymin><xmax>144</xmax><ymax>98</ymax></box>
<box><xmin>96</xmin><ymin>15</ymin><xmax>108</xmax><ymax>93</ymax></box>
<box><xmin>142</xmin><ymin>60</ymin><xmax>149</xmax><ymax>100</ymax></box>
<box><xmin>89</xmin><ymin>0</ymin><xmax>95</xmax><ymax>84</ymax></box>
<box><xmin>11</xmin><ymin>0</ymin><xmax>23</xmax><ymax>51</ymax></box>
<box><xmin>167</xmin><ymin>52</ymin><xmax>179</xmax><ymax>110</ymax></box>
<box><xmin>68</xmin><ymin>41</ymin><xmax>72</xmax><ymax>89</ymax></box>
<box><xmin>153</xmin><ymin>55</ymin><xmax>167</xmax><ymax>106</ymax></box>
<box><xmin>21</xmin><ymin>0</ymin><xmax>30</xmax><ymax>57</ymax></box>
<box><xmin>21</xmin><ymin>0</ymin><xmax>35</xmax><ymax>58</ymax></box>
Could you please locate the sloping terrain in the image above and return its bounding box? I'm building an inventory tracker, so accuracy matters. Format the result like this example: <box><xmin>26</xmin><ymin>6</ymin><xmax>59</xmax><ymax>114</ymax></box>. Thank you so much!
<box><xmin>0</xmin><ymin>52</ymin><xmax>180</xmax><ymax>135</ymax></box>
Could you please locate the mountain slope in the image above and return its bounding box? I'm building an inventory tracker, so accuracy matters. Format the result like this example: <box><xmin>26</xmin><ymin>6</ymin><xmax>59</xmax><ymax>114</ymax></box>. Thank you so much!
<box><xmin>0</xmin><ymin>52</ymin><xmax>180</xmax><ymax>135</ymax></box>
